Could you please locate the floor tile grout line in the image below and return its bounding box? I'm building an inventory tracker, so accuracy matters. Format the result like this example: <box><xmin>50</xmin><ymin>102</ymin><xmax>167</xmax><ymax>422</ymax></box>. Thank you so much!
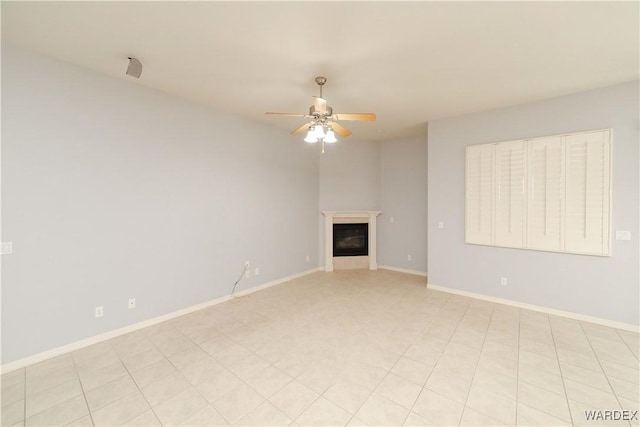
<box><xmin>70</xmin><ymin>352</ymin><xmax>96</xmax><ymax>427</ymax></box>
<box><xmin>261</xmin><ymin>376</ymin><xmax>297</xmax><ymax>416</ymax></box>
<box><xmin>400</xmin><ymin>294</ymin><xmax>474</xmax><ymax>426</ymax></box>
<box><xmin>553</xmin><ymin>345</ymin><xmax>612</xmax><ymax>376</ymax></box>
<box><xmin>162</xmin><ymin>326</ymin><xmax>253</xmax><ymax>426</ymax></box>
<box><xmin>614</xmin><ymin>328</ymin><xmax>640</xmax><ymax>363</ymax></box>
<box><xmin>339</xmin><ymin>288</ymin><xmax>421</xmax><ymax>426</ymax></box>
<box><xmin>22</xmin><ymin>357</ymin><xmax>95</xmax><ymax>425</ymax></box>
<box><xmin>292</xmin><ymin>386</ymin><xmax>332</xmax><ymax>425</ymax></box>
<box><xmin>332</xmin><ymin>382</ymin><xmax>374</xmax><ymax>425</ymax></box>
<box><xmin>19</xmin><ymin>358</ymin><xmax>78</xmax><ymax>401</ymax></box>
<box><xmin>578</xmin><ymin>321</ymin><xmax>630</xmax><ymax>413</ymax></box>
<box><xmin>522</xmin><ymin>314</ymin><xmax>576</xmax><ymax>420</ymax></box>
<box><xmin>548</xmin><ymin>316</ymin><xmax>577</xmax><ymax>426</ymax></box>
<box><xmin>163</xmin><ymin>318</ymin><xmax>253</xmax><ymax>407</ymax></box>
<box><xmin>119</xmin><ymin>339</ymin><xmax>173</xmax><ymax>427</ymax></box>
<box><xmin>88</xmin><ymin>387</ymin><xmax>141</xmax><ymax>415</ymax></box>
<box><xmin>455</xmin><ymin>302</ymin><xmax>497</xmax><ymax>426</ymax></box>
<box><xmin>458</xmin><ymin>304</ymin><xmax>502</xmax><ymax>425</ymax></box>
<box><xmin>171</xmin><ymin>306</ymin><xmax>310</xmax><ymax>426</ymax></box>
<box><xmin>382</xmin><ymin>287</ymin><xmax>444</xmax><ymax>425</ymax></box>
<box><xmin>254</xmin><ymin>374</ymin><xmax>306</xmax><ymax>423</ymax></box>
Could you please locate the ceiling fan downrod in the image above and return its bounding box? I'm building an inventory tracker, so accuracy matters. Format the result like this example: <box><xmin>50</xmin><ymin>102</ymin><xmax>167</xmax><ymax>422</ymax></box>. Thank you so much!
<box><xmin>315</xmin><ymin>76</ymin><xmax>327</xmax><ymax>98</ymax></box>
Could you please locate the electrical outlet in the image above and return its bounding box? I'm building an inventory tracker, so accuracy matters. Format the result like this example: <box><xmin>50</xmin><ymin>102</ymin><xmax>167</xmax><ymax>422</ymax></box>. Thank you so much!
<box><xmin>438</xmin><ymin>221</ymin><xmax>444</xmax><ymax>229</ymax></box>
<box><xmin>95</xmin><ymin>306</ymin><xmax>104</xmax><ymax>318</ymax></box>
<box><xmin>254</xmin><ymin>267</ymin><xmax>260</xmax><ymax>276</ymax></box>
<box><xmin>128</xmin><ymin>298</ymin><xmax>136</xmax><ymax>309</ymax></box>
<box><xmin>306</xmin><ymin>255</ymin><xmax>310</xmax><ymax>262</ymax></box>
<box><xmin>244</xmin><ymin>260</ymin><xmax>251</xmax><ymax>278</ymax></box>
<box><xmin>390</xmin><ymin>217</ymin><xmax>395</xmax><ymax>223</ymax></box>
<box><xmin>500</xmin><ymin>277</ymin><xmax>508</xmax><ymax>286</ymax></box>
<box><xmin>408</xmin><ymin>254</ymin><xmax>412</xmax><ymax>261</ymax></box>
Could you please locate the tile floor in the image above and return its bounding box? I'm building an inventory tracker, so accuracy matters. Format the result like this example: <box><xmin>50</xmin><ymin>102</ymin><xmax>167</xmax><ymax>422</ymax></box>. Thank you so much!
<box><xmin>1</xmin><ymin>270</ymin><xmax>639</xmax><ymax>426</ymax></box>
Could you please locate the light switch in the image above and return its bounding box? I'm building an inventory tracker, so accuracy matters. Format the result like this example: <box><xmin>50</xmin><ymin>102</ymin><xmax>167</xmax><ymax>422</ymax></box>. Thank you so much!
<box><xmin>438</xmin><ymin>221</ymin><xmax>444</xmax><ymax>229</ymax></box>
<box><xmin>615</xmin><ymin>230</ymin><xmax>631</xmax><ymax>241</ymax></box>
<box><xmin>0</xmin><ymin>242</ymin><xmax>13</xmax><ymax>255</ymax></box>
<box><xmin>390</xmin><ymin>217</ymin><xmax>395</xmax><ymax>223</ymax></box>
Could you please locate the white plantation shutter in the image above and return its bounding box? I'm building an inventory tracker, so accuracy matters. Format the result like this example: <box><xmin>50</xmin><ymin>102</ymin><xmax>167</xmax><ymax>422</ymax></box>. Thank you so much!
<box><xmin>465</xmin><ymin>144</ymin><xmax>494</xmax><ymax>245</ymax></box>
<box><xmin>465</xmin><ymin>129</ymin><xmax>611</xmax><ymax>256</ymax></box>
<box><xmin>565</xmin><ymin>130</ymin><xmax>611</xmax><ymax>255</ymax></box>
<box><xmin>495</xmin><ymin>140</ymin><xmax>527</xmax><ymax>247</ymax></box>
<box><xmin>526</xmin><ymin>136</ymin><xmax>564</xmax><ymax>251</ymax></box>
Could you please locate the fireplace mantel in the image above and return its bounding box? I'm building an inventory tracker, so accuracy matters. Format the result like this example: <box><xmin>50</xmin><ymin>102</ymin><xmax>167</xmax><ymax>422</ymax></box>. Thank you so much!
<box><xmin>322</xmin><ymin>211</ymin><xmax>382</xmax><ymax>272</ymax></box>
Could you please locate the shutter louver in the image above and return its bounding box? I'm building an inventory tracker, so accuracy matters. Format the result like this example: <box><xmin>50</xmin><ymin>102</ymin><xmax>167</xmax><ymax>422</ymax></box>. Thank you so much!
<box><xmin>465</xmin><ymin>144</ymin><xmax>494</xmax><ymax>245</ymax></box>
<box><xmin>527</xmin><ymin>137</ymin><xmax>564</xmax><ymax>251</ymax></box>
<box><xmin>495</xmin><ymin>140</ymin><xmax>526</xmax><ymax>247</ymax></box>
<box><xmin>565</xmin><ymin>131</ymin><xmax>611</xmax><ymax>255</ymax></box>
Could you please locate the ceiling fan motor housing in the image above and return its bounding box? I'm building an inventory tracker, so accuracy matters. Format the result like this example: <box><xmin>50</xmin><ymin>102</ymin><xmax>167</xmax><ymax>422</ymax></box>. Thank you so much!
<box><xmin>309</xmin><ymin>105</ymin><xmax>332</xmax><ymax>117</ymax></box>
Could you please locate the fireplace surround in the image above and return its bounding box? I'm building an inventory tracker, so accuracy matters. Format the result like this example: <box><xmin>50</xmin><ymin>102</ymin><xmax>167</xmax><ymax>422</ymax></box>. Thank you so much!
<box><xmin>322</xmin><ymin>211</ymin><xmax>381</xmax><ymax>271</ymax></box>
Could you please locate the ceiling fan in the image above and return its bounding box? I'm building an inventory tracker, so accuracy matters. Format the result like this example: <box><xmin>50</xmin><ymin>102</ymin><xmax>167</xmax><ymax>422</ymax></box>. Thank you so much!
<box><xmin>266</xmin><ymin>77</ymin><xmax>376</xmax><ymax>152</ymax></box>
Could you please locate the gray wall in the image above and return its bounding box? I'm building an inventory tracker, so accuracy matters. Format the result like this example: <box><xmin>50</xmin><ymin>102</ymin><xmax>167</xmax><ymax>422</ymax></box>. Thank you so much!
<box><xmin>319</xmin><ymin>140</ymin><xmax>381</xmax><ymax>211</ymax></box>
<box><xmin>379</xmin><ymin>135</ymin><xmax>428</xmax><ymax>273</ymax></box>
<box><xmin>2</xmin><ymin>47</ymin><xmax>320</xmax><ymax>363</ymax></box>
<box><xmin>428</xmin><ymin>81</ymin><xmax>639</xmax><ymax>325</ymax></box>
<box><xmin>318</xmin><ymin>140</ymin><xmax>381</xmax><ymax>266</ymax></box>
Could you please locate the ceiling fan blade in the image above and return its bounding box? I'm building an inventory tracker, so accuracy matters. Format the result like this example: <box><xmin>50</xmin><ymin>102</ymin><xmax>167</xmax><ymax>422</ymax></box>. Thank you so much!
<box><xmin>265</xmin><ymin>112</ymin><xmax>306</xmax><ymax>117</ymax></box>
<box><xmin>291</xmin><ymin>121</ymin><xmax>314</xmax><ymax>135</ymax></box>
<box><xmin>330</xmin><ymin>121</ymin><xmax>352</xmax><ymax>137</ymax></box>
<box><xmin>313</xmin><ymin>97</ymin><xmax>327</xmax><ymax>113</ymax></box>
<box><xmin>333</xmin><ymin>113</ymin><xmax>377</xmax><ymax>121</ymax></box>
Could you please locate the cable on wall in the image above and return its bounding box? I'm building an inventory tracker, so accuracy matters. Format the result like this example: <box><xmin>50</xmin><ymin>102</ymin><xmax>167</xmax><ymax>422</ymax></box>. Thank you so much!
<box><xmin>230</xmin><ymin>261</ymin><xmax>250</xmax><ymax>302</ymax></box>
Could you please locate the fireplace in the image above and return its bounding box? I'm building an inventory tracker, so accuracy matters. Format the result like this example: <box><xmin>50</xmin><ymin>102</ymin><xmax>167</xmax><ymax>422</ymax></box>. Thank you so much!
<box><xmin>333</xmin><ymin>223</ymin><xmax>368</xmax><ymax>257</ymax></box>
<box><xmin>322</xmin><ymin>211</ymin><xmax>381</xmax><ymax>271</ymax></box>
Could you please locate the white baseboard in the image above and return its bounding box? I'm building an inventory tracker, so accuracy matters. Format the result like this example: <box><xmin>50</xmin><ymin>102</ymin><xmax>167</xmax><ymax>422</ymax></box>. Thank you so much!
<box><xmin>233</xmin><ymin>267</ymin><xmax>321</xmax><ymax>297</ymax></box>
<box><xmin>1</xmin><ymin>267</ymin><xmax>322</xmax><ymax>374</ymax></box>
<box><xmin>378</xmin><ymin>265</ymin><xmax>428</xmax><ymax>277</ymax></box>
<box><xmin>427</xmin><ymin>283</ymin><xmax>639</xmax><ymax>333</ymax></box>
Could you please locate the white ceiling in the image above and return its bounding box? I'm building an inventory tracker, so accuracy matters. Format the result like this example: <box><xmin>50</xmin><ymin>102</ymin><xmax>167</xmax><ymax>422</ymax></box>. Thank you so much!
<box><xmin>3</xmin><ymin>1</ymin><xmax>638</xmax><ymax>141</ymax></box>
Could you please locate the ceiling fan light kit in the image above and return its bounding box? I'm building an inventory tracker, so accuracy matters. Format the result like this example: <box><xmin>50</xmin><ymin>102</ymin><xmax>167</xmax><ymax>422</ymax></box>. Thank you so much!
<box><xmin>304</xmin><ymin>131</ymin><xmax>318</xmax><ymax>143</ymax></box>
<box><xmin>304</xmin><ymin>124</ymin><xmax>338</xmax><ymax>144</ymax></box>
<box><xmin>266</xmin><ymin>77</ymin><xmax>376</xmax><ymax>153</ymax></box>
<box><xmin>324</xmin><ymin>129</ymin><xmax>337</xmax><ymax>143</ymax></box>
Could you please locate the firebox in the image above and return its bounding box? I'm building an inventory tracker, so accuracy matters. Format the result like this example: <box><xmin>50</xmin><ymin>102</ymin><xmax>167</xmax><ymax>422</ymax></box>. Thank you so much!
<box><xmin>333</xmin><ymin>223</ymin><xmax>368</xmax><ymax>257</ymax></box>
